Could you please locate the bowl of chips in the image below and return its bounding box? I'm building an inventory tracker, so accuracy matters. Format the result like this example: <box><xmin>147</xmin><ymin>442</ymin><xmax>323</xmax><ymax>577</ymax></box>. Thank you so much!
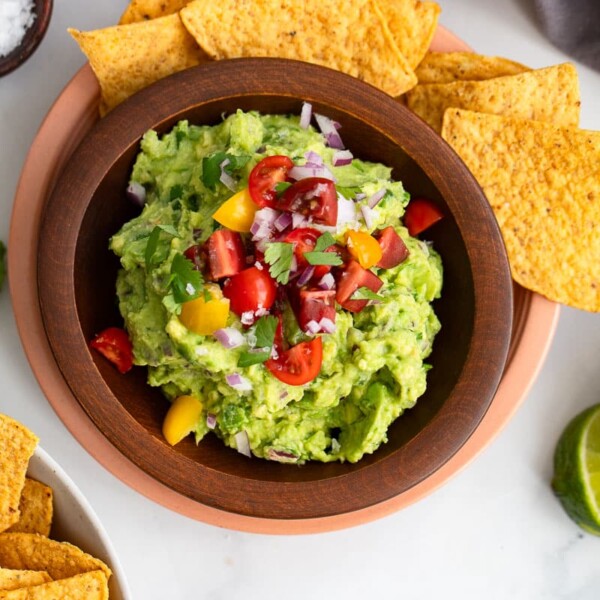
<box><xmin>0</xmin><ymin>415</ymin><xmax>130</xmax><ymax>599</ymax></box>
<box><xmin>35</xmin><ymin>56</ymin><xmax>514</xmax><ymax>527</ymax></box>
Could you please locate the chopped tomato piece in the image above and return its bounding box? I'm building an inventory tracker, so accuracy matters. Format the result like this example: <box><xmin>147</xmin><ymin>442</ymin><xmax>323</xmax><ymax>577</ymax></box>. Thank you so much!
<box><xmin>335</xmin><ymin>260</ymin><xmax>383</xmax><ymax>313</ymax></box>
<box><xmin>278</xmin><ymin>177</ymin><xmax>338</xmax><ymax>226</ymax></box>
<box><xmin>374</xmin><ymin>226</ymin><xmax>409</xmax><ymax>269</ymax></box>
<box><xmin>290</xmin><ymin>288</ymin><xmax>336</xmax><ymax>333</ymax></box>
<box><xmin>183</xmin><ymin>244</ymin><xmax>207</xmax><ymax>272</ymax></box>
<box><xmin>266</xmin><ymin>336</ymin><xmax>323</xmax><ymax>386</ymax></box>
<box><xmin>283</xmin><ymin>227</ymin><xmax>336</xmax><ymax>279</ymax></box>
<box><xmin>179</xmin><ymin>284</ymin><xmax>230</xmax><ymax>335</ymax></box>
<box><xmin>212</xmin><ymin>187</ymin><xmax>258</xmax><ymax>232</ymax></box>
<box><xmin>345</xmin><ymin>230</ymin><xmax>383</xmax><ymax>269</ymax></box>
<box><xmin>205</xmin><ymin>229</ymin><xmax>246</xmax><ymax>280</ymax></box>
<box><xmin>90</xmin><ymin>327</ymin><xmax>133</xmax><ymax>374</ymax></box>
<box><xmin>222</xmin><ymin>266</ymin><xmax>277</xmax><ymax>317</ymax></box>
<box><xmin>162</xmin><ymin>395</ymin><xmax>203</xmax><ymax>446</ymax></box>
<box><xmin>403</xmin><ymin>198</ymin><xmax>444</xmax><ymax>236</ymax></box>
<box><xmin>248</xmin><ymin>155</ymin><xmax>294</xmax><ymax>208</ymax></box>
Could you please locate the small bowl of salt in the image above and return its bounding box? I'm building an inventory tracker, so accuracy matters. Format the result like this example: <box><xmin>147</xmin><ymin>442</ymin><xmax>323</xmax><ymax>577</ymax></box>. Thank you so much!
<box><xmin>0</xmin><ymin>0</ymin><xmax>52</xmax><ymax>77</ymax></box>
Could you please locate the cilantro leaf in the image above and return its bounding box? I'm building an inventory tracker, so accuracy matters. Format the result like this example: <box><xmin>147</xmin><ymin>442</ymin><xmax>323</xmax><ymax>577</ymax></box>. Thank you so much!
<box><xmin>0</xmin><ymin>241</ymin><xmax>5</xmax><ymax>292</ymax></box>
<box><xmin>169</xmin><ymin>184</ymin><xmax>183</xmax><ymax>201</ymax></box>
<box><xmin>201</xmin><ymin>151</ymin><xmax>250</xmax><ymax>190</ymax></box>
<box><xmin>238</xmin><ymin>349</ymin><xmax>271</xmax><ymax>368</ymax></box>
<box><xmin>264</xmin><ymin>242</ymin><xmax>294</xmax><ymax>284</ymax></box>
<box><xmin>168</xmin><ymin>253</ymin><xmax>204</xmax><ymax>304</ymax></box>
<box><xmin>145</xmin><ymin>225</ymin><xmax>178</xmax><ymax>269</ymax></box>
<box><xmin>313</xmin><ymin>232</ymin><xmax>336</xmax><ymax>252</ymax></box>
<box><xmin>304</xmin><ymin>251</ymin><xmax>343</xmax><ymax>266</ymax></box>
<box><xmin>350</xmin><ymin>286</ymin><xmax>384</xmax><ymax>302</ymax></box>
<box><xmin>237</xmin><ymin>315</ymin><xmax>278</xmax><ymax>368</ymax></box>
<box><xmin>275</xmin><ymin>181</ymin><xmax>292</xmax><ymax>195</ymax></box>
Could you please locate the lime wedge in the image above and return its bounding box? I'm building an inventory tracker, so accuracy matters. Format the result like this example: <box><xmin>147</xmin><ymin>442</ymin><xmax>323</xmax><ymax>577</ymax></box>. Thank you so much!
<box><xmin>552</xmin><ymin>403</ymin><xmax>600</xmax><ymax>535</ymax></box>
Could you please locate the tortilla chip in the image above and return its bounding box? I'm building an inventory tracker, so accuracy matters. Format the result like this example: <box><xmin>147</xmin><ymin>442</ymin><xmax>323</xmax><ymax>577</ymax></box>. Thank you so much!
<box><xmin>0</xmin><ymin>417</ymin><xmax>38</xmax><ymax>533</ymax></box>
<box><xmin>406</xmin><ymin>63</ymin><xmax>580</xmax><ymax>132</ymax></box>
<box><xmin>378</xmin><ymin>0</ymin><xmax>440</xmax><ymax>70</ymax></box>
<box><xmin>119</xmin><ymin>0</ymin><xmax>189</xmax><ymax>24</ymax></box>
<box><xmin>441</xmin><ymin>108</ymin><xmax>600</xmax><ymax>312</ymax></box>
<box><xmin>0</xmin><ymin>534</ymin><xmax>111</xmax><ymax>582</ymax></box>
<box><xmin>69</xmin><ymin>13</ymin><xmax>206</xmax><ymax>115</ymax></box>
<box><xmin>415</xmin><ymin>51</ymin><xmax>529</xmax><ymax>84</ymax></box>
<box><xmin>180</xmin><ymin>0</ymin><xmax>417</xmax><ymax>96</ymax></box>
<box><xmin>0</xmin><ymin>571</ymin><xmax>108</xmax><ymax>600</ymax></box>
<box><xmin>0</xmin><ymin>569</ymin><xmax>51</xmax><ymax>592</ymax></box>
<box><xmin>6</xmin><ymin>480</ymin><xmax>53</xmax><ymax>537</ymax></box>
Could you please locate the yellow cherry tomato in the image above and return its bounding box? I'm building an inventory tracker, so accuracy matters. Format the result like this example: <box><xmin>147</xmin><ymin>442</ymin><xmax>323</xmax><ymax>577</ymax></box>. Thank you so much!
<box><xmin>345</xmin><ymin>230</ymin><xmax>383</xmax><ymax>269</ymax></box>
<box><xmin>179</xmin><ymin>284</ymin><xmax>230</xmax><ymax>335</ymax></box>
<box><xmin>212</xmin><ymin>187</ymin><xmax>258</xmax><ymax>232</ymax></box>
<box><xmin>162</xmin><ymin>395</ymin><xmax>203</xmax><ymax>446</ymax></box>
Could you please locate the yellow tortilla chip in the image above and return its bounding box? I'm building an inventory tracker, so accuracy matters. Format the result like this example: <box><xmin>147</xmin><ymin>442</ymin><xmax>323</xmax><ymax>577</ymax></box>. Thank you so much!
<box><xmin>378</xmin><ymin>0</ymin><xmax>440</xmax><ymax>70</ymax></box>
<box><xmin>0</xmin><ymin>534</ymin><xmax>111</xmax><ymax>582</ymax></box>
<box><xmin>69</xmin><ymin>13</ymin><xmax>206</xmax><ymax>115</ymax></box>
<box><xmin>0</xmin><ymin>569</ymin><xmax>51</xmax><ymax>592</ymax></box>
<box><xmin>0</xmin><ymin>571</ymin><xmax>108</xmax><ymax>600</ymax></box>
<box><xmin>180</xmin><ymin>0</ymin><xmax>417</xmax><ymax>96</ymax></box>
<box><xmin>415</xmin><ymin>51</ymin><xmax>529</xmax><ymax>84</ymax></box>
<box><xmin>441</xmin><ymin>108</ymin><xmax>600</xmax><ymax>312</ymax></box>
<box><xmin>406</xmin><ymin>63</ymin><xmax>580</xmax><ymax>132</ymax></box>
<box><xmin>119</xmin><ymin>0</ymin><xmax>189</xmax><ymax>24</ymax></box>
<box><xmin>0</xmin><ymin>417</ymin><xmax>38</xmax><ymax>533</ymax></box>
<box><xmin>6</xmin><ymin>480</ymin><xmax>53</xmax><ymax>537</ymax></box>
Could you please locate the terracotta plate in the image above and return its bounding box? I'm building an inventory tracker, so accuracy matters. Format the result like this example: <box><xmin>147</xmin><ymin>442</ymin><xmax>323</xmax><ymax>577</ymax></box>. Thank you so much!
<box><xmin>9</xmin><ymin>27</ymin><xmax>559</xmax><ymax>534</ymax></box>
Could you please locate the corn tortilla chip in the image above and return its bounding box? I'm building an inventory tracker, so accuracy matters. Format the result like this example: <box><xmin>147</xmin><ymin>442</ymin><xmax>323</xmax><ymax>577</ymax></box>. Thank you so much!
<box><xmin>378</xmin><ymin>0</ymin><xmax>440</xmax><ymax>70</ymax></box>
<box><xmin>180</xmin><ymin>0</ymin><xmax>417</xmax><ymax>96</ymax></box>
<box><xmin>0</xmin><ymin>571</ymin><xmax>108</xmax><ymax>600</ymax></box>
<box><xmin>0</xmin><ymin>569</ymin><xmax>51</xmax><ymax>592</ymax></box>
<box><xmin>119</xmin><ymin>0</ymin><xmax>189</xmax><ymax>24</ymax></box>
<box><xmin>6</xmin><ymin>480</ymin><xmax>53</xmax><ymax>538</ymax></box>
<box><xmin>0</xmin><ymin>534</ymin><xmax>111</xmax><ymax>582</ymax></box>
<box><xmin>69</xmin><ymin>13</ymin><xmax>206</xmax><ymax>115</ymax></box>
<box><xmin>406</xmin><ymin>63</ymin><xmax>580</xmax><ymax>132</ymax></box>
<box><xmin>441</xmin><ymin>108</ymin><xmax>600</xmax><ymax>312</ymax></box>
<box><xmin>0</xmin><ymin>417</ymin><xmax>38</xmax><ymax>533</ymax></box>
<box><xmin>415</xmin><ymin>51</ymin><xmax>529</xmax><ymax>84</ymax></box>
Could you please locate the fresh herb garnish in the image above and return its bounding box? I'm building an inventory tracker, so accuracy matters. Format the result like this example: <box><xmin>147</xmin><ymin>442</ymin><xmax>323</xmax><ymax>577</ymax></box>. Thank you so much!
<box><xmin>168</xmin><ymin>253</ymin><xmax>204</xmax><ymax>303</ymax></box>
<box><xmin>264</xmin><ymin>242</ymin><xmax>294</xmax><ymax>284</ymax></box>
<box><xmin>201</xmin><ymin>151</ymin><xmax>250</xmax><ymax>189</ymax></box>
<box><xmin>350</xmin><ymin>286</ymin><xmax>384</xmax><ymax>302</ymax></box>
<box><xmin>0</xmin><ymin>241</ymin><xmax>5</xmax><ymax>292</ymax></box>
<box><xmin>169</xmin><ymin>184</ymin><xmax>183</xmax><ymax>201</ymax></box>
<box><xmin>313</xmin><ymin>232</ymin><xmax>336</xmax><ymax>252</ymax></box>
<box><xmin>275</xmin><ymin>181</ymin><xmax>292</xmax><ymax>195</ymax></box>
<box><xmin>304</xmin><ymin>252</ymin><xmax>343</xmax><ymax>266</ymax></box>
<box><xmin>237</xmin><ymin>315</ymin><xmax>278</xmax><ymax>367</ymax></box>
<box><xmin>145</xmin><ymin>225</ymin><xmax>179</xmax><ymax>269</ymax></box>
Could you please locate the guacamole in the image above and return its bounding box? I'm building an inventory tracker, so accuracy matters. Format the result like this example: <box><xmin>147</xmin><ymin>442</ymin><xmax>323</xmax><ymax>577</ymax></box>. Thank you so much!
<box><xmin>110</xmin><ymin>109</ymin><xmax>442</xmax><ymax>463</ymax></box>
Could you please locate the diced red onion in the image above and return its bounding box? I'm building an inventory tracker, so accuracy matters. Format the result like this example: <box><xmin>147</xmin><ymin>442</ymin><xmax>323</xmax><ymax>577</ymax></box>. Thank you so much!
<box><xmin>274</xmin><ymin>211</ymin><xmax>293</xmax><ymax>232</ymax></box>
<box><xmin>304</xmin><ymin>150</ymin><xmax>324</xmax><ymax>167</ymax></box>
<box><xmin>319</xmin><ymin>317</ymin><xmax>336</xmax><ymax>333</ymax></box>
<box><xmin>219</xmin><ymin>159</ymin><xmax>237</xmax><ymax>192</ymax></box>
<box><xmin>314</xmin><ymin>113</ymin><xmax>345</xmax><ymax>149</ymax></box>
<box><xmin>280</xmin><ymin>390</ymin><xmax>288</xmax><ymax>400</ymax></box>
<box><xmin>332</xmin><ymin>149</ymin><xmax>353</xmax><ymax>166</ymax></box>
<box><xmin>337</xmin><ymin>196</ymin><xmax>357</xmax><ymax>228</ymax></box>
<box><xmin>289</xmin><ymin>254</ymin><xmax>298</xmax><ymax>274</ymax></box>
<box><xmin>241</xmin><ymin>311</ymin><xmax>254</xmax><ymax>326</ymax></box>
<box><xmin>288</xmin><ymin>165</ymin><xmax>335</xmax><ymax>182</ymax></box>
<box><xmin>206</xmin><ymin>413</ymin><xmax>217</xmax><ymax>430</ymax></box>
<box><xmin>226</xmin><ymin>373</ymin><xmax>253</xmax><ymax>392</ymax></box>
<box><xmin>361</xmin><ymin>205</ymin><xmax>376</xmax><ymax>230</ymax></box>
<box><xmin>267</xmin><ymin>448</ymin><xmax>298</xmax><ymax>463</ymax></box>
<box><xmin>235</xmin><ymin>430</ymin><xmax>252</xmax><ymax>457</ymax></box>
<box><xmin>214</xmin><ymin>327</ymin><xmax>245</xmax><ymax>349</ymax></box>
<box><xmin>296</xmin><ymin>265</ymin><xmax>315</xmax><ymax>287</ymax></box>
<box><xmin>354</xmin><ymin>193</ymin><xmax>366</xmax><ymax>201</ymax></box>
<box><xmin>251</xmin><ymin>207</ymin><xmax>280</xmax><ymax>240</ymax></box>
<box><xmin>305</xmin><ymin>320</ymin><xmax>321</xmax><ymax>334</ymax></box>
<box><xmin>317</xmin><ymin>272</ymin><xmax>335</xmax><ymax>290</ymax></box>
<box><xmin>367</xmin><ymin>189</ymin><xmax>386</xmax><ymax>208</ymax></box>
<box><xmin>299</xmin><ymin>102</ymin><xmax>312</xmax><ymax>129</ymax></box>
<box><xmin>126</xmin><ymin>182</ymin><xmax>146</xmax><ymax>207</ymax></box>
<box><xmin>292</xmin><ymin>213</ymin><xmax>310</xmax><ymax>229</ymax></box>
<box><xmin>254</xmin><ymin>238</ymin><xmax>268</xmax><ymax>253</ymax></box>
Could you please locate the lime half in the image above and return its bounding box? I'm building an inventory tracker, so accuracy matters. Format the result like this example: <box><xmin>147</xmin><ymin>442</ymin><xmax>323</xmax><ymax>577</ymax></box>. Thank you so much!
<box><xmin>552</xmin><ymin>403</ymin><xmax>600</xmax><ymax>535</ymax></box>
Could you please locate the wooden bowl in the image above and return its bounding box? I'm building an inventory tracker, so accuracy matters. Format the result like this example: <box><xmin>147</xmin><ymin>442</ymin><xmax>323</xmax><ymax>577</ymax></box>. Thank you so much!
<box><xmin>0</xmin><ymin>0</ymin><xmax>52</xmax><ymax>77</ymax></box>
<box><xmin>37</xmin><ymin>59</ymin><xmax>513</xmax><ymax>521</ymax></box>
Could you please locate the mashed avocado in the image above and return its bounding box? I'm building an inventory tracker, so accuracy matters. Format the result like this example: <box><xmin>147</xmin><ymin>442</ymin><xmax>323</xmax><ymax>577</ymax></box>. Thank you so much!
<box><xmin>110</xmin><ymin>110</ymin><xmax>442</xmax><ymax>463</ymax></box>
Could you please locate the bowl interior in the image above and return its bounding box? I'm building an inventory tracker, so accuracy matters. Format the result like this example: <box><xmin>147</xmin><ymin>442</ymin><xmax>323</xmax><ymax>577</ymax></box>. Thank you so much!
<box><xmin>38</xmin><ymin>60</ymin><xmax>512</xmax><ymax>519</ymax></box>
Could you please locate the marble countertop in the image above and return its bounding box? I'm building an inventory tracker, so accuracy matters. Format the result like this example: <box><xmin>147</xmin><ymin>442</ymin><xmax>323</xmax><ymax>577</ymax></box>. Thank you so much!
<box><xmin>1</xmin><ymin>0</ymin><xmax>599</xmax><ymax>597</ymax></box>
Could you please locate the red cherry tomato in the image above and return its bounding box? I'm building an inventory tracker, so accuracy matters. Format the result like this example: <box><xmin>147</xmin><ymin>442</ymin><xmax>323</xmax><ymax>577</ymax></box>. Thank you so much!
<box><xmin>266</xmin><ymin>337</ymin><xmax>323</xmax><ymax>386</ymax></box>
<box><xmin>248</xmin><ymin>155</ymin><xmax>294</xmax><ymax>208</ymax></box>
<box><xmin>184</xmin><ymin>244</ymin><xmax>207</xmax><ymax>272</ymax></box>
<box><xmin>296</xmin><ymin>289</ymin><xmax>336</xmax><ymax>332</ymax></box>
<box><xmin>283</xmin><ymin>227</ymin><xmax>336</xmax><ymax>279</ymax></box>
<box><xmin>374</xmin><ymin>226</ymin><xmax>409</xmax><ymax>269</ymax></box>
<box><xmin>222</xmin><ymin>266</ymin><xmax>277</xmax><ymax>316</ymax></box>
<box><xmin>278</xmin><ymin>177</ymin><xmax>338</xmax><ymax>226</ymax></box>
<box><xmin>89</xmin><ymin>327</ymin><xmax>133</xmax><ymax>374</ymax></box>
<box><xmin>335</xmin><ymin>260</ymin><xmax>383</xmax><ymax>313</ymax></box>
<box><xmin>204</xmin><ymin>229</ymin><xmax>246</xmax><ymax>280</ymax></box>
<box><xmin>403</xmin><ymin>198</ymin><xmax>444</xmax><ymax>236</ymax></box>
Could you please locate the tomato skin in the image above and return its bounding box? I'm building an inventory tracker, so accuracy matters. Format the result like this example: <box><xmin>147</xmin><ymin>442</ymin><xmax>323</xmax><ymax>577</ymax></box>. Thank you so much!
<box><xmin>289</xmin><ymin>288</ymin><xmax>336</xmax><ymax>332</ymax></box>
<box><xmin>90</xmin><ymin>327</ymin><xmax>133</xmax><ymax>374</ymax></box>
<box><xmin>278</xmin><ymin>177</ymin><xmax>338</xmax><ymax>226</ymax></box>
<box><xmin>374</xmin><ymin>226</ymin><xmax>409</xmax><ymax>269</ymax></box>
<box><xmin>222</xmin><ymin>266</ymin><xmax>277</xmax><ymax>316</ymax></box>
<box><xmin>345</xmin><ymin>230</ymin><xmax>382</xmax><ymax>269</ymax></box>
<box><xmin>403</xmin><ymin>198</ymin><xmax>444</xmax><ymax>236</ymax></box>
<box><xmin>283</xmin><ymin>227</ymin><xmax>335</xmax><ymax>279</ymax></box>
<box><xmin>248</xmin><ymin>155</ymin><xmax>294</xmax><ymax>208</ymax></box>
<box><xmin>266</xmin><ymin>336</ymin><xmax>323</xmax><ymax>386</ymax></box>
<box><xmin>184</xmin><ymin>244</ymin><xmax>207</xmax><ymax>272</ymax></box>
<box><xmin>335</xmin><ymin>260</ymin><xmax>383</xmax><ymax>313</ymax></box>
<box><xmin>205</xmin><ymin>229</ymin><xmax>246</xmax><ymax>280</ymax></box>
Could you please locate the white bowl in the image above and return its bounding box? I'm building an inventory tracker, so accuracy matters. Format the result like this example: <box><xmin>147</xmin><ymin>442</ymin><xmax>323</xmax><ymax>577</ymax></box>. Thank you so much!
<box><xmin>26</xmin><ymin>447</ymin><xmax>131</xmax><ymax>599</ymax></box>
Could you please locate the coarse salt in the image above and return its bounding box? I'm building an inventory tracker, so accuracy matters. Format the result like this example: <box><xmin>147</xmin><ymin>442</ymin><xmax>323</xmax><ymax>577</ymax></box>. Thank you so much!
<box><xmin>0</xmin><ymin>0</ymin><xmax>36</xmax><ymax>58</ymax></box>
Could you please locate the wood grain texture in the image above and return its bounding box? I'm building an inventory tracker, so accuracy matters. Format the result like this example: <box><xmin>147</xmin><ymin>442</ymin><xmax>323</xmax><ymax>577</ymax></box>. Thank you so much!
<box><xmin>37</xmin><ymin>59</ymin><xmax>513</xmax><ymax>520</ymax></box>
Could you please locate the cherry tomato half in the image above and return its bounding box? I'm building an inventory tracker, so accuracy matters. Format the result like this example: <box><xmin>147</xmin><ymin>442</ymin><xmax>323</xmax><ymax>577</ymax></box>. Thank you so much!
<box><xmin>248</xmin><ymin>155</ymin><xmax>294</xmax><ymax>208</ymax></box>
<box><xmin>374</xmin><ymin>226</ymin><xmax>409</xmax><ymax>269</ymax></box>
<box><xmin>266</xmin><ymin>336</ymin><xmax>323</xmax><ymax>386</ymax></box>
<box><xmin>335</xmin><ymin>260</ymin><xmax>383</xmax><ymax>313</ymax></box>
<box><xmin>222</xmin><ymin>266</ymin><xmax>277</xmax><ymax>316</ymax></box>
<box><xmin>278</xmin><ymin>177</ymin><xmax>338</xmax><ymax>226</ymax></box>
<box><xmin>89</xmin><ymin>327</ymin><xmax>133</xmax><ymax>374</ymax></box>
<box><xmin>403</xmin><ymin>198</ymin><xmax>444</xmax><ymax>236</ymax></box>
<box><xmin>283</xmin><ymin>227</ymin><xmax>336</xmax><ymax>280</ymax></box>
<box><xmin>204</xmin><ymin>229</ymin><xmax>246</xmax><ymax>280</ymax></box>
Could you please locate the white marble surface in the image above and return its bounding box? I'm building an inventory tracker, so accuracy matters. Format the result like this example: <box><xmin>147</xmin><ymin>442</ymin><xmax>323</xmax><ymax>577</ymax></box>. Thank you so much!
<box><xmin>1</xmin><ymin>0</ymin><xmax>599</xmax><ymax>598</ymax></box>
